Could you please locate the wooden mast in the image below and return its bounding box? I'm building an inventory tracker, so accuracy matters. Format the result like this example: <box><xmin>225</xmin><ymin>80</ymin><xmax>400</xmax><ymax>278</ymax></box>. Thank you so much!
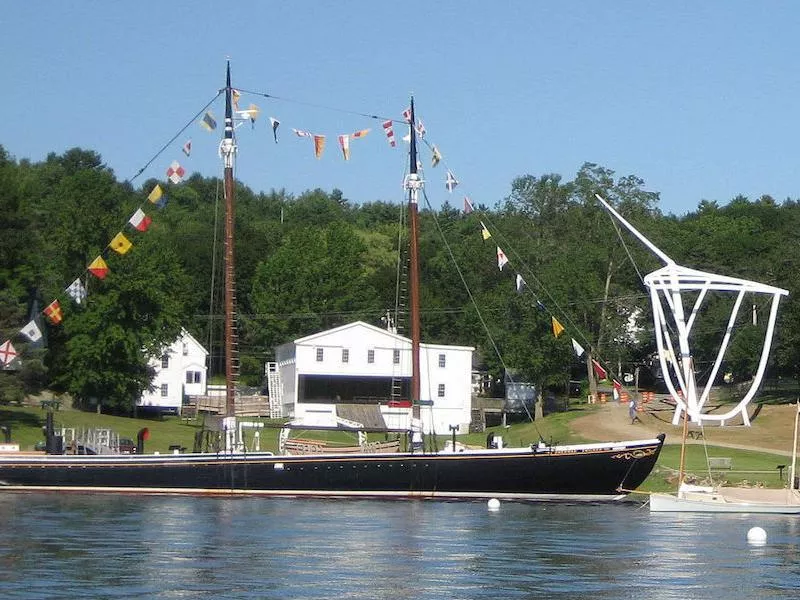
<box><xmin>221</xmin><ymin>61</ymin><xmax>238</xmax><ymax>418</ymax></box>
<box><xmin>405</xmin><ymin>98</ymin><xmax>422</xmax><ymax>419</ymax></box>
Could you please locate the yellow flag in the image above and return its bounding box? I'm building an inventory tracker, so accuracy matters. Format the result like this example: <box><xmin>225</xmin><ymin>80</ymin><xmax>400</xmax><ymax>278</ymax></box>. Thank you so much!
<box><xmin>148</xmin><ymin>184</ymin><xmax>163</xmax><ymax>204</ymax></box>
<box><xmin>109</xmin><ymin>232</ymin><xmax>133</xmax><ymax>255</ymax></box>
<box><xmin>480</xmin><ymin>221</ymin><xmax>492</xmax><ymax>240</ymax></box>
<box><xmin>552</xmin><ymin>316</ymin><xmax>565</xmax><ymax>338</ymax></box>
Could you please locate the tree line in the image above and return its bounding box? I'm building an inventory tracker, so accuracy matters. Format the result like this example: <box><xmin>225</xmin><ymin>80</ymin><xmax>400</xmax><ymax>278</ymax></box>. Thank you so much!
<box><xmin>2</xmin><ymin>145</ymin><xmax>799</xmax><ymax>412</ymax></box>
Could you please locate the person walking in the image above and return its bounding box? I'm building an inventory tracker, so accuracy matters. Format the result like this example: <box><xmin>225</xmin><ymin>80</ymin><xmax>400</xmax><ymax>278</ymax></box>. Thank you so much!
<box><xmin>629</xmin><ymin>397</ymin><xmax>642</xmax><ymax>424</ymax></box>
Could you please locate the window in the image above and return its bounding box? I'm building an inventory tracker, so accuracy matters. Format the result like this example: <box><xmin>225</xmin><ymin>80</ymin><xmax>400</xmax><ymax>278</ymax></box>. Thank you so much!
<box><xmin>182</xmin><ymin>343</ymin><xmax>188</xmax><ymax>356</ymax></box>
<box><xmin>316</xmin><ymin>348</ymin><xmax>324</xmax><ymax>362</ymax></box>
<box><xmin>161</xmin><ymin>355</ymin><xmax>169</xmax><ymax>369</ymax></box>
<box><xmin>438</xmin><ymin>353</ymin><xmax>446</xmax><ymax>368</ymax></box>
<box><xmin>160</xmin><ymin>383</ymin><xmax>169</xmax><ymax>397</ymax></box>
<box><xmin>437</xmin><ymin>384</ymin><xmax>446</xmax><ymax>397</ymax></box>
<box><xmin>393</xmin><ymin>349</ymin><xmax>400</xmax><ymax>364</ymax></box>
<box><xmin>367</xmin><ymin>349</ymin><xmax>375</xmax><ymax>364</ymax></box>
<box><xmin>185</xmin><ymin>371</ymin><xmax>201</xmax><ymax>384</ymax></box>
<box><xmin>341</xmin><ymin>349</ymin><xmax>349</xmax><ymax>363</ymax></box>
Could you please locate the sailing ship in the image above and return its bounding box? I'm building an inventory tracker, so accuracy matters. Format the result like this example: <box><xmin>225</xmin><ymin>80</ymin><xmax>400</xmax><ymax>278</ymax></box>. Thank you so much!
<box><xmin>0</xmin><ymin>64</ymin><xmax>664</xmax><ymax>500</ymax></box>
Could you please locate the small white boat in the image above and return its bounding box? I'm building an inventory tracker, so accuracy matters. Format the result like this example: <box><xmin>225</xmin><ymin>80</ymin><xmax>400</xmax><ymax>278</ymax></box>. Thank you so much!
<box><xmin>650</xmin><ymin>483</ymin><xmax>800</xmax><ymax>514</ymax></box>
<box><xmin>650</xmin><ymin>401</ymin><xmax>800</xmax><ymax>513</ymax></box>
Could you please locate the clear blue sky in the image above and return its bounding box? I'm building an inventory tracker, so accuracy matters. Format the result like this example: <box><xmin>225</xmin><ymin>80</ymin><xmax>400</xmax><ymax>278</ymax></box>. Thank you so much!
<box><xmin>2</xmin><ymin>1</ymin><xmax>799</xmax><ymax>216</ymax></box>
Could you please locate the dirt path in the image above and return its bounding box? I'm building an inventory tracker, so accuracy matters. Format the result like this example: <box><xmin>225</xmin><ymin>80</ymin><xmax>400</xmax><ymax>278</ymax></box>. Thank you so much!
<box><xmin>570</xmin><ymin>401</ymin><xmax>798</xmax><ymax>456</ymax></box>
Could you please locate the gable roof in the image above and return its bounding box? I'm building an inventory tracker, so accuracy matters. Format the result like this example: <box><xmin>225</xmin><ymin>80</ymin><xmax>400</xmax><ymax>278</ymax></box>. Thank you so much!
<box><xmin>292</xmin><ymin>321</ymin><xmax>474</xmax><ymax>352</ymax></box>
<box><xmin>293</xmin><ymin>321</ymin><xmax>406</xmax><ymax>345</ymax></box>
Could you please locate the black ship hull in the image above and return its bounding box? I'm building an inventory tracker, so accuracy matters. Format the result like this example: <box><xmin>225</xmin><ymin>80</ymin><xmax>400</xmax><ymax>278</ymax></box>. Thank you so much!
<box><xmin>0</xmin><ymin>435</ymin><xmax>664</xmax><ymax>501</ymax></box>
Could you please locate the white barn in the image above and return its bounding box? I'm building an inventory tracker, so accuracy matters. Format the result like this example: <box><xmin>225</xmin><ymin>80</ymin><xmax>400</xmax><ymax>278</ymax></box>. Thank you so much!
<box><xmin>138</xmin><ymin>329</ymin><xmax>208</xmax><ymax>414</ymax></box>
<box><xmin>271</xmin><ymin>321</ymin><xmax>474</xmax><ymax>434</ymax></box>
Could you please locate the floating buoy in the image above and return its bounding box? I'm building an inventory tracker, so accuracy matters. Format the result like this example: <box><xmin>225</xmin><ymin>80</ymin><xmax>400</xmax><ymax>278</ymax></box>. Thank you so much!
<box><xmin>487</xmin><ymin>498</ymin><xmax>501</xmax><ymax>511</ymax></box>
<box><xmin>747</xmin><ymin>527</ymin><xmax>767</xmax><ymax>545</ymax></box>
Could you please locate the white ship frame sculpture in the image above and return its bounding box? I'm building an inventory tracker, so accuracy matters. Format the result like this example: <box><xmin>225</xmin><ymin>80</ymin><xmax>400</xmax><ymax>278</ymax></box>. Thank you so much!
<box><xmin>595</xmin><ymin>194</ymin><xmax>788</xmax><ymax>426</ymax></box>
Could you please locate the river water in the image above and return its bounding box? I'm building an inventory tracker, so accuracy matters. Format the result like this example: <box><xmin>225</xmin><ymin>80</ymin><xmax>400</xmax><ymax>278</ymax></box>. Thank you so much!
<box><xmin>0</xmin><ymin>494</ymin><xmax>797</xmax><ymax>599</ymax></box>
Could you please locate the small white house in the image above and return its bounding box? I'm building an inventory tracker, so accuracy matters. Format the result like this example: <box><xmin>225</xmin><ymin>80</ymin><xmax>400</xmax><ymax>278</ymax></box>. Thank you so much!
<box><xmin>138</xmin><ymin>329</ymin><xmax>208</xmax><ymax>414</ymax></box>
<box><xmin>272</xmin><ymin>321</ymin><xmax>474</xmax><ymax>434</ymax></box>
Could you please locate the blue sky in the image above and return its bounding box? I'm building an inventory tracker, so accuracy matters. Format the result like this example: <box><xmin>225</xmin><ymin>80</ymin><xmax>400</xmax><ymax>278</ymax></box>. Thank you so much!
<box><xmin>2</xmin><ymin>1</ymin><xmax>799</xmax><ymax>216</ymax></box>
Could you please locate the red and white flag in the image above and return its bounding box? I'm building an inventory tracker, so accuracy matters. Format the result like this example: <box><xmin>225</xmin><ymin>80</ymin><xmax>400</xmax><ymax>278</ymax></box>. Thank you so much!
<box><xmin>0</xmin><ymin>340</ymin><xmax>18</xmax><ymax>366</ymax></box>
<box><xmin>338</xmin><ymin>135</ymin><xmax>350</xmax><ymax>161</ymax></box>
<box><xmin>128</xmin><ymin>208</ymin><xmax>152</xmax><ymax>232</ymax></box>
<box><xmin>166</xmin><ymin>161</ymin><xmax>185</xmax><ymax>184</ymax></box>
<box><xmin>382</xmin><ymin>120</ymin><xmax>396</xmax><ymax>147</ymax></box>
<box><xmin>592</xmin><ymin>359</ymin><xmax>607</xmax><ymax>380</ymax></box>
<box><xmin>182</xmin><ymin>140</ymin><xmax>192</xmax><ymax>156</ymax></box>
<box><xmin>402</xmin><ymin>107</ymin><xmax>412</xmax><ymax>123</ymax></box>
<box><xmin>463</xmin><ymin>196</ymin><xmax>474</xmax><ymax>214</ymax></box>
<box><xmin>292</xmin><ymin>128</ymin><xmax>313</xmax><ymax>138</ymax></box>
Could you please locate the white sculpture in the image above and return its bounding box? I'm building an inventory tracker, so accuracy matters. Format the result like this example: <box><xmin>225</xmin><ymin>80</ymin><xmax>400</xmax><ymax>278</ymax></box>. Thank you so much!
<box><xmin>595</xmin><ymin>194</ymin><xmax>788</xmax><ymax>426</ymax></box>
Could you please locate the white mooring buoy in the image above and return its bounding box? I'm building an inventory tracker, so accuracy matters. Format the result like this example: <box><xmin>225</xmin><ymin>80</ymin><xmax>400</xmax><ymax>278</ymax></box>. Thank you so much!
<box><xmin>487</xmin><ymin>498</ymin><xmax>501</xmax><ymax>511</ymax></box>
<box><xmin>747</xmin><ymin>526</ymin><xmax>767</xmax><ymax>545</ymax></box>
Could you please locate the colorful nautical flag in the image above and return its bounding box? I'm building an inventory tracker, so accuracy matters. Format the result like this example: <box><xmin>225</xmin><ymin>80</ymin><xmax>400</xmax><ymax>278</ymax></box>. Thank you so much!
<box><xmin>480</xmin><ymin>221</ymin><xmax>491</xmax><ymax>241</ymax></box>
<box><xmin>44</xmin><ymin>299</ymin><xmax>63</xmax><ymax>325</ymax></box>
<box><xmin>128</xmin><ymin>208</ymin><xmax>152</xmax><ymax>232</ymax></box>
<box><xmin>182</xmin><ymin>140</ymin><xmax>192</xmax><ymax>156</ymax></box>
<box><xmin>245</xmin><ymin>103</ymin><xmax>259</xmax><ymax>126</ymax></box>
<box><xmin>201</xmin><ymin>111</ymin><xmax>217</xmax><ymax>131</ymax></box>
<box><xmin>497</xmin><ymin>246</ymin><xmax>508</xmax><ymax>271</ymax></box>
<box><xmin>292</xmin><ymin>128</ymin><xmax>313</xmax><ymax>138</ymax></box>
<box><xmin>20</xmin><ymin>320</ymin><xmax>43</xmax><ymax>342</ymax></box>
<box><xmin>402</xmin><ymin>107</ymin><xmax>412</xmax><ymax>122</ymax></box>
<box><xmin>515</xmin><ymin>274</ymin><xmax>526</xmax><ymax>293</ymax></box>
<box><xmin>0</xmin><ymin>340</ymin><xmax>17</xmax><ymax>366</ymax></box>
<box><xmin>463</xmin><ymin>196</ymin><xmax>473</xmax><ymax>213</ymax></box>
<box><xmin>382</xmin><ymin>120</ymin><xmax>396</xmax><ymax>147</ymax></box>
<box><xmin>269</xmin><ymin>117</ymin><xmax>280</xmax><ymax>143</ymax></box>
<box><xmin>612</xmin><ymin>379</ymin><xmax>622</xmax><ymax>401</ymax></box>
<box><xmin>88</xmin><ymin>256</ymin><xmax>109</xmax><ymax>280</ymax></box>
<box><xmin>415</xmin><ymin>120</ymin><xmax>426</xmax><ymax>138</ymax></box>
<box><xmin>338</xmin><ymin>135</ymin><xmax>350</xmax><ymax>161</ymax></box>
<box><xmin>572</xmin><ymin>338</ymin><xmax>585</xmax><ymax>357</ymax></box>
<box><xmin>313</xmin><ymin>135</ymin><xmax>326</xmax><ymax>159</ymax></box>
<box><xmin>592</xmin><ymin>359</ymin><xmax>607</xmax><ymax>381</ymax></box>
<box><xmin>445</xmin><ymin>170</ymin><xmax>458</xmax><ymax>193</ymax></box>
<box><xmin>352</xmin><ymin>128</ymin><xmax>370</xmax><ymax>138</ymax></box>
<box><xmin>166</xmin><ymin>161</ymin><xmax>185</xmax><ymax>184</ymax></box>
<box><xmin>431</xmin><ymin>145</ymin><xmax>442</xmax><ymax>168</ymax></box>
<box><xmin>109</xmin><ymin>232</ymin><xmax>133</xmax><ymax>255</ymax></box>
<box><xmin>551</xmin><ymin>316</ymin><xmax>565</xmax><ymax>338</ymax></box>
<box><xmin>148</xmin><ymin>184</ymin><xmax>166</xmax><ymax>208</ymax></box>
<box><xmin>232</xmin><ymin>88</ymin><xmax>241</xmax><ymax>110</ymax></box>
<box><xmin>66</xmin><ymin>278</ymin><xmax>87</xmax><ymax>304</ymax></box>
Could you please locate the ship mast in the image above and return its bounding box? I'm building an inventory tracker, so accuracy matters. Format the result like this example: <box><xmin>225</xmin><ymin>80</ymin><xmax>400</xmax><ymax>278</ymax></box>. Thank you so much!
<box><xmin>221</xmin><ymin>61</ymin><xmax>238</xmax><ymax>418</ymax></box>
<box><xmin>405</xmin><ymin>98</ymin><xmax>422</xmax><ymax>419</ymax></box>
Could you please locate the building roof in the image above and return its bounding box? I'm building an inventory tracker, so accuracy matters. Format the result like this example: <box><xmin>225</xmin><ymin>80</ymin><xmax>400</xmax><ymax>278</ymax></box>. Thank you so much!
<box><xmin>291</xmin><ymin>320</ymin><xmax>474</xmax><ymax>352</ymax></box>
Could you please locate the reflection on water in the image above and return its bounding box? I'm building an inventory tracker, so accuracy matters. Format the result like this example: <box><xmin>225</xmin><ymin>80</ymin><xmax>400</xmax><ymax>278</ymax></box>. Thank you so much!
<box><xmin>0</xmin><ymin>495</ymin><xmax>797</xmax><ymax>599</ymax></box>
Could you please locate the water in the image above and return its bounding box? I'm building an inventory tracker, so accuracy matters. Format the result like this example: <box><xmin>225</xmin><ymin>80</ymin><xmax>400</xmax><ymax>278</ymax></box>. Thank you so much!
<box><xmin>0</xmin><ymin>494</ymin><xmax>797</xmax><ymax>599</ymax></box>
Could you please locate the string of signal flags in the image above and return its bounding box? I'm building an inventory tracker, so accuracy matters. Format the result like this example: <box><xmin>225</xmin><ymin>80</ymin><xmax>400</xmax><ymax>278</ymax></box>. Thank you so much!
<box><xmin>1</xmin><ymin>84</ymin><xmax>622</xmax><ymax>394</ymax></box>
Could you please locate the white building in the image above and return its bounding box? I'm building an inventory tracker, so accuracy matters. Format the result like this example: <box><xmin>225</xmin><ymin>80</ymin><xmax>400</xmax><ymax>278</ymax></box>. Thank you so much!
<box><xmin>271</xmin><ymin>321</ymin><xmax>474</xmax><ymax>434</ymax></box>
<box><xmin>138</xmin><ymin>329</ymin><xmax>208</xmax><ymax>414</ymax></box>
